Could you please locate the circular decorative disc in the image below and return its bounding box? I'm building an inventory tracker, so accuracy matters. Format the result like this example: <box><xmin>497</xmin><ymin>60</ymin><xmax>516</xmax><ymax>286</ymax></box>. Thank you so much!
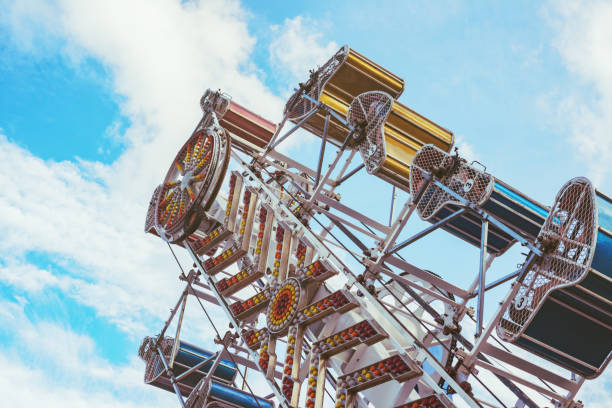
<box><xmin>154</xmin><ymin>125</ymin><xmax>230</xmax><ymax>243</ymax></box>
<box><xmin>266</xmin><ymin>278</ymin><xmax>302</xmax><ymax>334</ymax></box>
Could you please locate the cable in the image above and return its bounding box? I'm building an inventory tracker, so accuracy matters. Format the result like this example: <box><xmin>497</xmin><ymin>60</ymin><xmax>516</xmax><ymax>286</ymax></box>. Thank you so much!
<box><xmin>393</xmin><ymin>253</ymin><xmax>555</xmax><ymax>400</ymax></box>
<box><xmin>167</xmin><ymin>243</ymin><xmax>265</xmax><ymax>408</ymax></box>
<box><xmin>257</xmin><ymin>165</ymin><xmax>494</xmax><ymax>407</ymax></box>
<box><xmin>244</xmin><ymin>162</ymin><xmax>535</xmax><ymax>407</ymax></box>
<box><xmin>374</xmin><ymin>275</ymin><xmax>506</xmax><ymax>408</ymax></box>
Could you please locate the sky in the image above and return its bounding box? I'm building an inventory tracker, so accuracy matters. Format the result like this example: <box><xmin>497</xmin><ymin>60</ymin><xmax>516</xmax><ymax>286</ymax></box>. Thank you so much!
<box><xmin>0</xmin><ymin>0</ymin><xmax>611</xmax><ymax>407</ymax></box>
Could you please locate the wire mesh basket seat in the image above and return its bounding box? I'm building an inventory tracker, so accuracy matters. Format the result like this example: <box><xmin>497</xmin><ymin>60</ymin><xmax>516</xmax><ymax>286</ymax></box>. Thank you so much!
<box><xmin>496</xmin><ymin>178</ymin><xmax>612</xmax><ymax>378</ymax></box>
<box><xmin>284</xmin><ymin>45</ymin><xmax>404</xmax><ymax>146</ymax></box>
<box><xmin>347</xmin><ymin>91</ymin><xmax>454</xmax><ymax>189</ymax></box>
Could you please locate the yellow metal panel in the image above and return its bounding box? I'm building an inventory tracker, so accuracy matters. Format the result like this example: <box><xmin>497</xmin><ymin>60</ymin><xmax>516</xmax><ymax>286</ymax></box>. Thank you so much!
<box><xmin>345</xmin><ymin>51</ymin><xmax>404</xmax><ymax>94</ymax></box>
<box><xmin>285</xmin><ymin>46</ymin><xmax>405</xmax><ymax>146</ymax></box>
<box><xmin>349</xmin><ymin>91</ymin><xmax>454</xmax><ymax>191</ymax></box>
<box><xmin>389</xmin><ymin>101</ymin><xmax>453</xmax><ymax>147</ymax></box>
<box><xmin>375</xmin><ymin>100</ymin><xmax>453</xmax><ymax>187</ymax></box>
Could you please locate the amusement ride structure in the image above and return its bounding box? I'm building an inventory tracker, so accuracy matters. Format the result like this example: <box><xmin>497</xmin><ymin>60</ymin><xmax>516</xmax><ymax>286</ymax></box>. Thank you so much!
<box><xmin>139</xmin><ymin>46</ymin><xmax>611</xmax><ymax>408</ymax></box>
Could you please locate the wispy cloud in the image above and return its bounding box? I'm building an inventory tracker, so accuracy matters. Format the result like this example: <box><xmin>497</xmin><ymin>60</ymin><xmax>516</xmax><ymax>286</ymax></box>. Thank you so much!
<box><xmin>546</xmin><ymin>0</ymin><xmax>612</xmax><ymax>187</ymax></box>
<box><xmin>0</xmin><ymin>0</ymin><xmax>290</xmax><ymax>336</ymax></box>
<box><xmin>0</xmin><ymin>298</ymin><xmax>175</xmax><ymax>407</ymax></box>
<box><xmin>0</xmin><ymin>3</ymin><xmax>336</xmax><ymax>404</ymax></box>
<box><xmin>269</xmin><ymin>15</ymin><xmax>339</xmax><ymax>88</ymax></box>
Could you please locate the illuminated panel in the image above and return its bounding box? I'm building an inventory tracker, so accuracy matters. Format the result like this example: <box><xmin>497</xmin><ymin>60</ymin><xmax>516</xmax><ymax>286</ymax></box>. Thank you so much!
<box><xmin>243</xmin><ymin>328</ymin><xmax>269</xmax><ymax>351</ymax></box>
<box><xmin>238</xmin><ymin>188</ymin><xmax>258</xmax><ymax>252</ymax></box>
<box><xmin>281</xmin><ymin>325</ymin><xmax>304</xmax><ymax>405</ymax></box>
<box><xmin>225</xmin><ymin>171</ymin><xmax>244</xmax><ymax>234</ymax></box>
<box><xmin>294</xmin><ymin>239</ymin><xmax>308</xmax><ymax>269</ymax></box>
<box><xmin>335</xmin><ymin>355</ymin><xmax>422</xmax><ymax>403</ymax></box>
<box><xmin>254</xmin><ymin>205</ymin><xmax>274</xmax><ymax>273</ymax></box>
<box><xmin>202</xmin><ymin>244</ymin><xmax>246</xmax><ymax>276</ymax></box>
<box><xmin>258</xmin><ymin>342</ymin><xmax>271</xmax><ymax>372</ymax></box>
<box><xmin>295</xmin><ymin>290</ymin><xmax>359</xmax><ymax>326</ymax></box>
<box><xmin>229</xmin><ymin>289</ymin><xmax>272</xmax><ymax>321</ymax></box>
<box><xmin>295</xmin><ymin>260</ymin><xmax>337</xmax><ymax>283</ymax></box>
<box><xmin>271</xmin><ymin>222</ymin><xmax>292</xmax><ymax>281</ymax></box>
<box><xmin>305</xmin><ymin>352</ymin><xmax>324</xmax><ymax>408</ymax></box>
<box><xmin>395</xmin><ymin>395</ymin><xmax>451</xmax><ymax>408</ymax></box>
<box><xmin>314</xmin><ymin>320</ymin><xmax>387</xmax><ymax>358</ymax></box>
<box><xmin>190</xmin><ymin>225</ymin><xmax>232</xmax><ymax>255</ymax></box>
<box><xmin>214</xmin><ymin>263</ymin><xmax>264</xmax><ymax>297</ymax></box>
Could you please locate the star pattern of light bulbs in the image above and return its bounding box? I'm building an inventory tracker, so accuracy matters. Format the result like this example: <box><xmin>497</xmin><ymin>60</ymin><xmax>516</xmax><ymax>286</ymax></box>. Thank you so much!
<box><xmin>157</xmin><ymin>129</ymin><xmax>215</xmax><ymax>230</ymax></box>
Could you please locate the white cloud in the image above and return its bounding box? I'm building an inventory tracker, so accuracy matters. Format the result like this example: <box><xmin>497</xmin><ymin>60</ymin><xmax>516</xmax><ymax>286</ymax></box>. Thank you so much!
<box><xmin>269</xmin><ymin>16</ymin><xmax>339</xmax><ymax>88</ymax></box>
<box><xmin>0</xmin><ymin>0</ymin><xmax>293</xmax><ymax>334</ymax></box>
<box><xmin>547</xmin><ymin>0</ymin><xmax>612</xmax><ymax>186</ymax></box>
<box><xmin>266</xmin><ymin>15</ymin><xmax>338</xmax><ymax>153</ymax></box>
<box><xmin>454</xmin><ymin>134</ymin><xmax>479</xmax><ymax>163</ymax></box>
<box><xmin>0</xmin><ymin>4</ymin><xmax>334</xmax><ymax>404</ymax></box>
<box><xmin>0</xmin><ymin>298</ymin><xmax>175</xmax><ymax>407</ymax></box>
<box><xmin>0</xmin><ymin>261</ymin><xmax>60</xmax><ymax>293</ymax></box>
<box><xmin>575</xmin><ymin>369</ymin><xmax>612</xmax><ymax>408</ymax></box>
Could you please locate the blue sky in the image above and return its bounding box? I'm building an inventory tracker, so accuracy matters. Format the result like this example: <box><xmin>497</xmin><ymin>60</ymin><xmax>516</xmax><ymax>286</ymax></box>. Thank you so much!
<box><xmin>0</xmin><ymin>0</ymin><xmax>610</xmax><ymax>407</ymax></box>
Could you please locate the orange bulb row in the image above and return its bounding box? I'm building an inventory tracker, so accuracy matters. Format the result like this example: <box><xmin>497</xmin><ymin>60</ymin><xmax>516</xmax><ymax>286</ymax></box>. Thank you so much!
<box><xmin>239</xmin><ymin>190</ymin><xmax>252</xmax><ymax>235</ymax></box>
<box><xmin>225</xmin><ymin>173</ymin><xmax>238</xmax><ymax>218</ymax></box>
<box><xmin>296</xmin><ymin>260</ymin><xmax>329</xmax><ymax>281</ymax></box>
<box><xmin>192</xmin><ymin>135</ymin><xmax>212</xmax><ymax>171</ymax></box>
<box><xmin>191</xmin><ymin>225</ymin><xmax>225</xmax><ymax>252</ymax></box>
<box><xmin>305</xmin><ymin>353</ymin><xmax>320</xmax><ymax>408</ymax></box>
<box><xmin>313</xmin><ymin>320</ymin><xmax>380</xmax><ymax>357</ymax></box>
<box><xmin>230</xmin><ymin>289</ymin><xmax>270</xmax><ymax>318</ymax></box>
<box><xmin>295</xmin><ymin>240</ymin><xmax>307</xmax><ymax>268</ymax></box>
<box><xmin>285</xmin><ymin>189</ymin><xmax>303</xmax><ymax>214</ymax></box>
<box><xmin>339</xmin><ymin>354</ymin><xmax>419</xmax><ymax>394</ymax></box>
<box><xmin>203</xmin><ymin>245</ymin><xmax>237</xmax><ymax>272</ymax></box>
<box><xmin>282</xmin><ymin>376</ymin><xmax>295</xmax><ymax>401</ymax></box>
<box><xmin>258</xmin><ymin>344</ymin><xmax>269</xmax><ymax>371</ymax></box>
<box><xmin>271</xmin><ymin>225</ymin><xmax>285</xmax><ymax>277</ymax></box>
<box><xmin>295</xmin><ymin>290</ymin><xmax>354</xmax><ymax>325</ymax></box>
<box><xmin>243</xmin><ymin>328</ymin><xmax>269</xmax><ymax>350</ymax></box>
<box><xmin>395</xmin><ymin>395</ymin><xmax>448</xmax><ymax>408</ymax></box>
<box><xmin>215</xmin><ymin>266</ymin><xmax>253</xmax><ymax>293</ymax></box>
<box><xmin>335</xmin><ymin>383</ymin><xmax>348</xmax><ymax>408</ymax></box>
<box><xmin>281</xmin><ymin>326</ymin><xmax>298</xmax><ymax>401</ymax></box>
<box><xmin>255</xmin><ymin>207</ymin><xmax>268</xmax><ymax>256</ymax></box>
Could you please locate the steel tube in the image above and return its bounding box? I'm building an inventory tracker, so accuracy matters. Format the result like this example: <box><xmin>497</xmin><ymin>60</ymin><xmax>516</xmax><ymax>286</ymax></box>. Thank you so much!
<box><xmin>314</xmin><ymin>112</ymin><xmax>330</xmax><ymax>187</ymax></box>
<box><xmin>471</xmin><ymin>269</ymin><xmax>521</xmax><ymax>298</ymax></box>
<box><xmin>174</xmin><ymin>352</ymin><xmax>218</xmax><ymax>382</ymax></box>
<box><xmin>386</xmin><ymin>207</ymin><xmax>467</xmax><ymax>257</ymax></box>
<box><xmin>476</xmin><ymin>220</ymin><xmax>489</xmax><ymax>337</ymax></box>
<box><xmin>335</xmin><ymin>163</ymin><xmax>365</xmax><ymax>186</ymax></box>
<box><xmin>464</xmin><ymin>251</ymin><xmax>540</xmax><ymax>367</ymax></box>
<box><xmin>157</xmin><ymin>346</ymin><xmax>186</xmax><ymax>408</ymax></box>
<box><xmin>267</xmin><ymin>107</ymin><xmax>320</xmax><ymax>152</ymax></box>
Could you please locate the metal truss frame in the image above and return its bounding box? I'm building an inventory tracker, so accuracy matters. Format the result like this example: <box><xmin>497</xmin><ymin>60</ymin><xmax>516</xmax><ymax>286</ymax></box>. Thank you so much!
<box><xmin>151</xmin><ymin>90</ymin><xmax>588</xmax><ymax>408</ymax></box>
<box><xmin>221</xmin><ymin>96</ymin><xmax>587</xmax><ymax>408</ymax></box>
<box><xmin>149</xmin><ymin>270</ymin><xmax>287</xmax><ymax>408</ymax></box>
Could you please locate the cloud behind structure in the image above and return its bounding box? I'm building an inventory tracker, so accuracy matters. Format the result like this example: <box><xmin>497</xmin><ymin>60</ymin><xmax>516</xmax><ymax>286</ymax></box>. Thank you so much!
<box><xmin>547</xmin><ymin>0</ymin><xmax>612</xmax><ymax>186</ymax></box>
